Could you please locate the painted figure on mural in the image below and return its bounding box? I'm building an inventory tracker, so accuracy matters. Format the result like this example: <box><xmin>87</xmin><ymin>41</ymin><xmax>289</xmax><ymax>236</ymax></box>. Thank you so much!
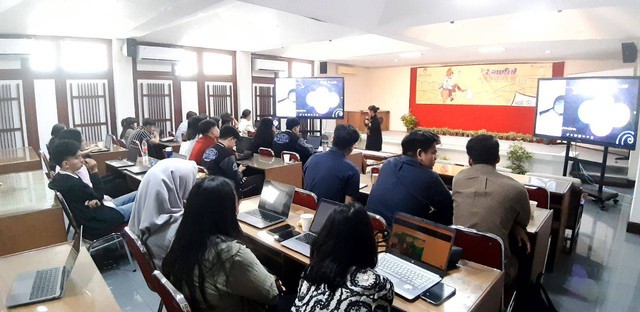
<box><xmin>439</xmin><ymin>68</ymin><xmax>466</xmax><ymax>103</ymax></box>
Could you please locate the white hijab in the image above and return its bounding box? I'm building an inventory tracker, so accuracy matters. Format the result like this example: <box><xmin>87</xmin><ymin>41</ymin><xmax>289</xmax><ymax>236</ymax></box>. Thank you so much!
<box><xmin>128</xmin><ymin>158</ymin><xmax>198</xmax><ymax>241</ymax></box>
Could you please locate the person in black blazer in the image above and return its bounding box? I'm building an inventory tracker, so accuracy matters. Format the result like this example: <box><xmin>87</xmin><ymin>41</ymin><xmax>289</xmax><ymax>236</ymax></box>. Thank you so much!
<box><xmin>365</xmin><ymin>105</ymin><xmax>383</xmax><ymax>151</ymax></box>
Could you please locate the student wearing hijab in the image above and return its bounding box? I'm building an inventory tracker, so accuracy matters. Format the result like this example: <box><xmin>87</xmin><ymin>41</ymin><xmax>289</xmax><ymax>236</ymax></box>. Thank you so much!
<box><xmin>127</xmin><ymin>158</ymin><xmax>198</xmax><ymax>268</ymax></box>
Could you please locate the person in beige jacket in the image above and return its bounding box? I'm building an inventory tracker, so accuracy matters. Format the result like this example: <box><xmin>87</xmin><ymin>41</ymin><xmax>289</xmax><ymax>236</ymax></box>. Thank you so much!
<box><xmin>452</xmin><ymin>134</ymin><xmax>531</xmax><ymax>284</ymax></box>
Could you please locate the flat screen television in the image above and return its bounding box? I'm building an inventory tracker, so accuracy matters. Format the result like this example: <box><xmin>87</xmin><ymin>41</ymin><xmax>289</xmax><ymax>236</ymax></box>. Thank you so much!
<box><xmin>275</xmin><ymin>77</ymin><xmax>344</xmax><ymax>119</ymax></box>
<box><xmin>534</xmin><ymin>77</ymin><xmax>640</xmax><ymax>150</ymax></box>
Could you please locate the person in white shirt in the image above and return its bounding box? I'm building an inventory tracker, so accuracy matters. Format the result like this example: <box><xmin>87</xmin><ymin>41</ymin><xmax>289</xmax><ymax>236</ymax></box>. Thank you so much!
<box><xmin>175</xmin><ymin>111</ymin><xmax>197</xmax><ymax>142</ymax></box>
<box><xmin>238</xmin><ymin>109</ymin><xmax>255</xmax><ymax>136</ymax></box>
<box><xmin>179</xmin><ymin>115</ymin><xmax>206</xmax><ymax>157</ymax></box>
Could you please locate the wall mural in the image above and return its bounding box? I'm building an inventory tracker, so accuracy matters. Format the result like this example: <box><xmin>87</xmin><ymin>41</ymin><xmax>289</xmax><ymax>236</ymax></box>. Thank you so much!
<box><xmin>415</xmin><ymin>63</ymin><xmax>554</xmax><ymax>106</ymax></box>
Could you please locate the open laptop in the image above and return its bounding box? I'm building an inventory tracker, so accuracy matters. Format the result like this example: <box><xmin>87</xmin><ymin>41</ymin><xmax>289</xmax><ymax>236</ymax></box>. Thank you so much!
<box><xmin>236</xmin><ymin>137</ymin><xmax>254</xmax><ymax>160</ymax></box>
<box><xmin>307</xmin><ymin>135</ymin><xmax>321</xmax><ymax>150</ymax></box>
<box><xmin>237</xmin><ymin>179</ymin><xmax>294</xmax><ymax>229</ymax></box>
<box><xmin>91</xmin><ymin>135</ymin><xmax>112</xmax><ymax>153</ymax></box>
<box><xmin>375</xmin><ymin>212</ymin><xmax>456</xmax><ymax>300</ymax></box>
<box><xmin>6</xmin><ymin>230</ymin><xmax>82</xmax><ymax>308</ymax></box>
<box><xmin>105</xmin><ymin>146</ymin><xmax>140</xmax><ymax>168</ymax></box>
<box><xmin>280</xmin><ymin>198</ymin><xmax>342</xmax><ymax>257</ymax></box>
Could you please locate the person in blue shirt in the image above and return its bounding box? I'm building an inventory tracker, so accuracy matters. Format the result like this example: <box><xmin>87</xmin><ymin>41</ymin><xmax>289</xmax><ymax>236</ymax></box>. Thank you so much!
<box><xmin>303</xmin><ymin>124</ymin><xmax>361</xmax><ymax>203</ymax></box>
<box><xmin>366</xmin><ymin>130</ymin><xmax>453</xmax><ymax>226</ymax></box>
<box><xmin>272</xmin><ymin>118</ymin><xmax>315</xmax><ymax>163</ymax></box>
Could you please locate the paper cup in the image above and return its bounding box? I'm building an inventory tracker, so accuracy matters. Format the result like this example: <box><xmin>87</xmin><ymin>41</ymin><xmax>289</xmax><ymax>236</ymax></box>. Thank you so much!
<box><xmin>371</xmin><ymin>173</ymin><xmax>379</xmax><ymax>185</ymax></box>
<box><xmin>300</xmin><ymin>213</ymin><xmax>314</xmax><ymax>232</ymax></box>
<box><xmin>283</xmin><ymin>154</ymin><xmax>291</xmax><ymax>163</ymax></box>
<box><xmin>529</xmin><ymin>200</ymin><xmax>538</xmax><ymax>210</ymax></box>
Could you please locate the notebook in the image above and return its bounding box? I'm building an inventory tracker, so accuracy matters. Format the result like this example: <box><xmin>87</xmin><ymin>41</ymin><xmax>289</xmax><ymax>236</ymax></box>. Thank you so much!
<box><xmin>6</xmin><ymin>230</ymin><xmax>82</xmax><ymax>308</ymax></box>
<box><xmin>105</xmin><ymin>146</ymin><xmax>140</xmax><ymax>168</ymax></box>
<box><xmin>237</xmin><ymin>180</ymin><xmax>294</xmax><ymax>229</ymax></box>
<box><xmin>280</xmin><ymin>198</ymin><xmax>342</xmax><ymax>257</ymax></box>
<box><xmin>375</xmin><ymin>212</ymin><xmax>456</xmax><ymax>300</ymax></box>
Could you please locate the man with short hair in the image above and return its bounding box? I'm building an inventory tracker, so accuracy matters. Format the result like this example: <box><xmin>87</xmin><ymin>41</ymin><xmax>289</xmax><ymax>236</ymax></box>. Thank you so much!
<box><xmin>201</xmin><ymin>125</ymin><xmax>246</xmax><ymax>191</ymax></box>
<box><xmin>128</xmin><ymin>118</ymin><xmax>163</xmax><ymax>159</ymax></box>
<box><xmin>48</xmin><ymin>139</ymin><xmax>136</xmax><ymax>238</ymax></box>
<box><xmin>189</xmin><ymin>119</ymin><xmax>220</xmax><ymax>165</ymax></box>
<box><xmin>366</xmin><ymin>130</ymin><xmax>453</xmax><ymax>226</ymax></box>
<box><xmin>452</xmin><ymin>134</ymin><xmax>531</xmax><ymax>284</ymax></box>
<box><xmin>303</xmin><ymin>124</ymin><xmax>361</xmax><ymax>203</ymax></box>
<box><xmin>272</xmin><ymin>118</ymin><xmax>315</xmax><ymax>163</ymax></box>
<box><xmin>175</xmin><ymin>111</ymin><xmax>197</xmax><ymax>142</ymax></box>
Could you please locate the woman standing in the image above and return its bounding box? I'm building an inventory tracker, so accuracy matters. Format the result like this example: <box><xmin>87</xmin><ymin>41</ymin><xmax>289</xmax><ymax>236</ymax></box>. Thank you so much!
<box><xmin>162</xmin><ymin>176</ymin><xmax>280</xmax><ymax>311</ymax></box>
<box><xmin>365</xmin><ymin>105</ymin><xmax>382</xmax><ymax>151</ymax></box>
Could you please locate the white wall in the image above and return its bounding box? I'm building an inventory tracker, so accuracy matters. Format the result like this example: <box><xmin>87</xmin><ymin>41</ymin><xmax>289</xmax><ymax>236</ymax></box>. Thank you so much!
<box><xmin>111</xmin><ymin>39</ymin><xmax>135</xmax><ymax>136</ymax></box>
<box><xmin>34</xmin><ymin>79</ymin><xmax>57</xmax><ymax>154</ymax></box>
<box><xmin>180</xmin><ymin>81</ymin><xmax>199</xmax><ymax>116</ymax></box>
<box><xmin>236</xmin><ymin>51</ymin><xmax>252</xmax><ymax>115</ymax></box>
<box><xmin>368</xmin><ymin>66</ymin><xmax>412</xmax><ymax>131</ymax></box>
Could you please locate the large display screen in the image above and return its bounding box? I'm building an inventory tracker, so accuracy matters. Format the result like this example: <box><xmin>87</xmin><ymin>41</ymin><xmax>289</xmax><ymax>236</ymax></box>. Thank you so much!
<box><xmin>534</xmin><ymin>77</ymin><xmax>640</xmax><ymax>150</ymax></box>
<box><xmin>275</xmin><ymin>77</ymin><xmax>344</xmax><ymax>119</ymax></box>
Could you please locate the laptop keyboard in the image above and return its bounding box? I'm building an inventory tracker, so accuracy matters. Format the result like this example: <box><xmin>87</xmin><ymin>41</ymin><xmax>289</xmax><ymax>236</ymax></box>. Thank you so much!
<box><xmin>29</xmin><ymin>268</ymin><xmax>61</xmax><ymax>300</ymax></box>
<box><xmin>377</xmin><ymin>254</ymin><xmax>437</xmax><ymax>289</ymax></box>
<box><xmin>295</xmin><ymin>233</ymin><xmax>315</xmax><ymax>244</ymax></box>
<box><xmin>245</xmin><ymin>209</ymin><xmax>282</xmax><ymax>223</ymax></box>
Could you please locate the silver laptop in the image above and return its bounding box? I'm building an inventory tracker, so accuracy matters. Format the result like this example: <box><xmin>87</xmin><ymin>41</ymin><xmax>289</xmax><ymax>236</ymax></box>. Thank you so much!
<box><xmin>280</xmin><ymin>199</ymin><xmax>342</xmax><ymax>257</ymax></box>
<box><xmin>105</xmin><ymin>146</ymin><xmax>140</xmax><ymax>168</ymax></box>
<box><xmin>375</xmin><ymin>212</ymin><xmax>456</xmax><ymax>300</ymax></box>
<box><xmin>6</xmin><ymin>230</ymin><xmax>82</xmax><ymax>308</ymax></box>
<box><xmin>237</xmin><ymin>180</ymin><xmax>294</xmax><ymax>229</ymax></box>
<box><xmin>91</xmin><ymin>135</ymin><xmax>112</xmax><ymax>153</ymax></box>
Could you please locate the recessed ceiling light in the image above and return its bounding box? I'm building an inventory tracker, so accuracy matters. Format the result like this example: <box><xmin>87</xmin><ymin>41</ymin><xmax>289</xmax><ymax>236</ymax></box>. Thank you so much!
<box><xmin>478</xmin><ymin>46</ymin><xmax>506</xmax><ymax>53</ymax></box>
<box><xmin>545</xmin><ymin>50</ymin><xmax>552</xmax><ymax>54</ymax></box>
<box><xmin>393</xmin><ymin>59</ymin><xmax>399</xmax><ymax>62</ymax></box>
<box><xmin>399</xmin><ymin>51</ymin><xmax>423</xmax><ymax>58</ymax></box>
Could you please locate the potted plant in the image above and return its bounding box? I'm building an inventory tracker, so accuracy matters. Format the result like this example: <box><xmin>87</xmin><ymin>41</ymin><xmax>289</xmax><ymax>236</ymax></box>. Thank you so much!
<box><xmin>401</xmin><ymin>112</ymin><xmax>418</xmax><ymax>132</ymax></box>
<box><xmin>506</xmin><ymin>141</ymin><xmax>533</xmax><ymax>175</ymax></box>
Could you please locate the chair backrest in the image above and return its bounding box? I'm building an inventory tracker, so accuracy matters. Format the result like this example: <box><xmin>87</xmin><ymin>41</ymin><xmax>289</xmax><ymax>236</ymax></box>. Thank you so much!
<box><xmin>55</xmin><ymin>191</ymin><xmax>80</xmax><ymax>232</ymax></box>
<box><xmin>123</xmin><ymin>227</ymin><xmax>158</xmax><ymax>292</ymax></box>
<box><xmin>115</xmin><ymin>138</ymin><xmax>127</xmax><ymax>148</ymax></box>
<box><xmin>451</xmin><ymin>225</ymin><xmax>504</xmax><ymax>271</ymax></box>
<box><xmin>258</xmin><ymin>147</ymin><xmax>275</xmax><ymax>157</ymax></box>
<box><xmin>281</xmin><ymin>151</ymin><xmax>300</xmax><ymax>162</ymax></box>
<box><xmin>368</xmin><ymin>212</ymin><xmax>390</xmax><ymax>243</ymax></box>
<box><xmin>293</xmin><ymin>188</ymin><xmax>318</xmax><ymax>210</ymax></box>
<box><xmin>525</xmin><ymin>185</ymin><xmax>550</xmax><ymax>209</ymax></box>
<box><xmin>370</xmin><ymin>167</ymin><xmax>380</xmax><ymax>174</ymax></box>
<box><xmin>40</xmin><ymin>151</ymin><xmax>55</xmax><ymax>179</ymax></box>
<box><xmin>152</xmin><ymin>270</ymin><xmax>192</xmax><ymax>312</ymax></box>
<box><xmin>130</xmin><ymin>140</ymin><xmax>141</xmax><ymax>150</ymax></box>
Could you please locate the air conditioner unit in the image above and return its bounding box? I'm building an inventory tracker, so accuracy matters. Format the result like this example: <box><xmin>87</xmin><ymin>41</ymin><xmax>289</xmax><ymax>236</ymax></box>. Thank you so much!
<box><xmin>137</xmin><ymin>45</ymin><xmax>184</xmax><ymax>62</ymax></box>
<box><xmin>0</xmin><ymin>38</ymin><xmax>35</xmax><ymax>55</ymax></box>
<box><xmin>252</xmin><ymin>59</ymin><xmax>287</xmax><ymax>72</ymax></box>
<box><xmin>337</xmin><ymin>65</ymin><xmax>358</xmax><ymax>75</ymax></box>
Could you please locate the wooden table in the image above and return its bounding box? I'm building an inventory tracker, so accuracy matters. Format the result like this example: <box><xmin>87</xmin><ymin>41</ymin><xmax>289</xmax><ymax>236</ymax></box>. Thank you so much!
<box><xmin>0</xmin><ymin>170</ymin><xmax>66</xmax><ymax>256</ymax></box>
<box><xmin>239</xmin><ymin>196</ymin><xmax>504</xmax><ymax>312</ymax></box>
<box><xmin>0</xmin><ymin>147</ymin><xmax>41</xmax><ymax>174</ymax></box>
<box><xmin>89</xmin><ymin>146</ymin><xmax>129</xmax><ymax>176</ymax></box>
<box><xmin>0</xmin><ymin>242</ymin><xmax>121</xmax><ymax>311</ymax></box>
<box><xmin>238</xmin><ymin>154</ymin><xmax>303</xmax><ymax>188</ymax></box>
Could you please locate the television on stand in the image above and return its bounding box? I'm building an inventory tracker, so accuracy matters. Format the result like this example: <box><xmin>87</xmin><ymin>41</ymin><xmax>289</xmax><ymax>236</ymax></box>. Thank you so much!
<box><xmin>275</xmin><ymin>77</ymin><xmax>344</xmax><ymax>119</ymax></box>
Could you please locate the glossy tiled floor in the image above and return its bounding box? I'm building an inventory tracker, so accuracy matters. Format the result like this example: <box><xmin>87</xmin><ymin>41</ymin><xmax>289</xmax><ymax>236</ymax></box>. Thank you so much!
<box><xmin>102</xmin><ymin>186</ymin><xmax>640</xmax><ymax>312</ymax></box>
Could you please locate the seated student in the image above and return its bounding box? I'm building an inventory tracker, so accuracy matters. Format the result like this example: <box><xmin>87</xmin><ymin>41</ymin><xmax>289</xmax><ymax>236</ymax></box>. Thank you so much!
<box><xmin>303</xmin><ymin>124</ymin><xmax>361</xmax><ymax>203</ymax></box>
<box><xmin>175</xmin><ymin>111</ymin><xmax>197</xmax><ymax>142</ymax></box>
<box><xmin>452</xmin><ymin>134</ymin><xmax>531</xmax><ymax>284</ymax></box>
<box><xmin>127</xmin><ymin>118</ymin><xmax>164</xmax><ymax>159</ymax></box>
<box><xmin>238</xmin><ymin>109</ymin><xmax>255</xmax><ymax>136</ymax></box>
<box><xmin>47</xmin><ymin>123</ymin><xmax>66</xmax><ymax>152</ymax></box>
<box><xmin>57</xmin><ymin>128</ymin><xmax>101</xmax><ymax>157</ymax></box>
<box><xmin>188</xmin><ymin>119</ymin><xmax>220</xmax><ymax>165</ymax></box>
<box><xmin>366</xmin><ymin>130</ymin><xmax>453</xmax><ymax>226</ymax></box>
<box><xmin>179</xmin><ymin>115</ymin><xmax>205</xmax><ymax>157</ymax></box>
<box><xmin>128</xmin><ymin>158</ymin><xmax>198</xmax><ymax>268</ymax></box>
<box><xmin>48</xmin><ymin>140</ymin><xmax>136</xmax><ymax>238</ymax></box>
<box><xmin>251</xmin><ymin>117</ymin><xmax>275</xmax><ymax>154</ymax></box>
<box><xmin>201</xmin><ymin>125</ymin><xmax>246</xmax><ymax>191</ymax></box>
<box><xmin>272</xmin><ymin>118</ymin><xmax>315</xmax><ymax>163</ymax></box>
<box><xmin>220</xmin><ymin>112</ymin><xmax>238</xmax><ymax>128</ymax></box>
<box><xmin>292</xmin><ymin>203</ymin><xmax>393</xmax><ymax>312</ymax></box>
<box><xmin>119</xmin><ymin>117</ymin><xmax>137</xmax><ymax>142</ymax></box>
<box><xmin>163</xmin><ymin>176</ymin><xmax>280</xmax><ymax>312</ymax></box>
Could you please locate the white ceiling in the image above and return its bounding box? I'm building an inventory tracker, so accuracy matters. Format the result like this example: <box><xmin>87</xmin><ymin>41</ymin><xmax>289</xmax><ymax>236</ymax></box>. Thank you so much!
<box><xmin>0</xmin><ymin>0</ymin><xmax>639</xmax><ymax>67</ymax></box>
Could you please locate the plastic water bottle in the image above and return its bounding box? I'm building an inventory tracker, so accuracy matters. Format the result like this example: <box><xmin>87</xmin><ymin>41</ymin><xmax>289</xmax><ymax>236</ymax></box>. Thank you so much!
<box><xmin>141</xmin><ymin>140</ymin><xmax>149</xmax><ymax>165</ymax></box>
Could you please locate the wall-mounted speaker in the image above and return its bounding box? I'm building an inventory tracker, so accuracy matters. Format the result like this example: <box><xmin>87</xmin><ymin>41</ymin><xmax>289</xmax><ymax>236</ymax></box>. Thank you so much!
<box><xmin>622</xmin><ymin>42</ymin><xmax>637</xmax><ymax>63</ymax></box>
<box><xmin>319</xmin><ymin>61</ymin><xmax>328</xmax><ymax>74</ymax></box>
<box><xmin>123</xmin><ymin>38</ymin><xmax>138</xmax><ymax>58</ymax></box>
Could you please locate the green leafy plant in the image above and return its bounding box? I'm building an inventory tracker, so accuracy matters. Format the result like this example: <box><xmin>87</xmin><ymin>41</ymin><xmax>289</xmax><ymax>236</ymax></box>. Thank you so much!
<box><xmin>401</xmin><ymin>112</ymin><xmax>418</xmax><ymax>132</ymax></box>
<box><xmin>506</xmin><ymin>141</ymin><xmax>533</xmax><ymax>175</ymax></box>
<box><xmin>416</xmin><ymin>127</ymin><xmax>539</xmax><ymax>142</ymax></box>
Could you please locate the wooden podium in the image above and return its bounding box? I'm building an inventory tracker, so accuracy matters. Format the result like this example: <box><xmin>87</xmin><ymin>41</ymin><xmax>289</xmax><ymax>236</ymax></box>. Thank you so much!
<box><xmin>337</xmin><ymin>111</ymin><xmax>390</xmax><ymax>132</ymax></box>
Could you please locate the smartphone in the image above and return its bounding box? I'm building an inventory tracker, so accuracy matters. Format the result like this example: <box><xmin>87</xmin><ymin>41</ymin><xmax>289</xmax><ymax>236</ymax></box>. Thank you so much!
<box><xmin>267</xmin><ymin>224</ymin><xmax>294</xmax><ymax>235</ymax></box>
<box><xmin>420</xmin><ymin>282</ymin><xmax>456</xmax><ymax>305</ymax></box>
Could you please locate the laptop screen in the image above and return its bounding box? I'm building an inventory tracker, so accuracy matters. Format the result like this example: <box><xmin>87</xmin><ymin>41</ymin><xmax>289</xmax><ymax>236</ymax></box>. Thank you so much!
<box><xmin>387</xmin><ymin>212</ymin><xmax>455</xmax><ymax>271</ymax></box>
<box><xmin>258</xmin><ymin>180</ymin><xmax>294</xmax><ymax>215</ymax></box>
<box><xmin>127</xmin><ymin>146</ymin><xmax>141</xmax><ymax>162</ymax></box>
<box><xmin>104</xmin><ymin>135</ymin><xmax>112</xmax><ymax>150</ymax></box>
<box><xmin>309</xmin><ymin>199</ymin><xmax>342</xmax><ymax>233</ymax></box>
<box><xmin>307</xmin><ymin>135</ymin><xmax>321</xmax><ymax>150</ymax></box>
<box><xmin>63</xmin><ymin>231</ymin><xmax>82</xmax><ymax>282</ymax></box>
<box><xmin>236</xmin><ymin>137</ymin><xmax>253</xmax><ymax>153</ymax></box>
